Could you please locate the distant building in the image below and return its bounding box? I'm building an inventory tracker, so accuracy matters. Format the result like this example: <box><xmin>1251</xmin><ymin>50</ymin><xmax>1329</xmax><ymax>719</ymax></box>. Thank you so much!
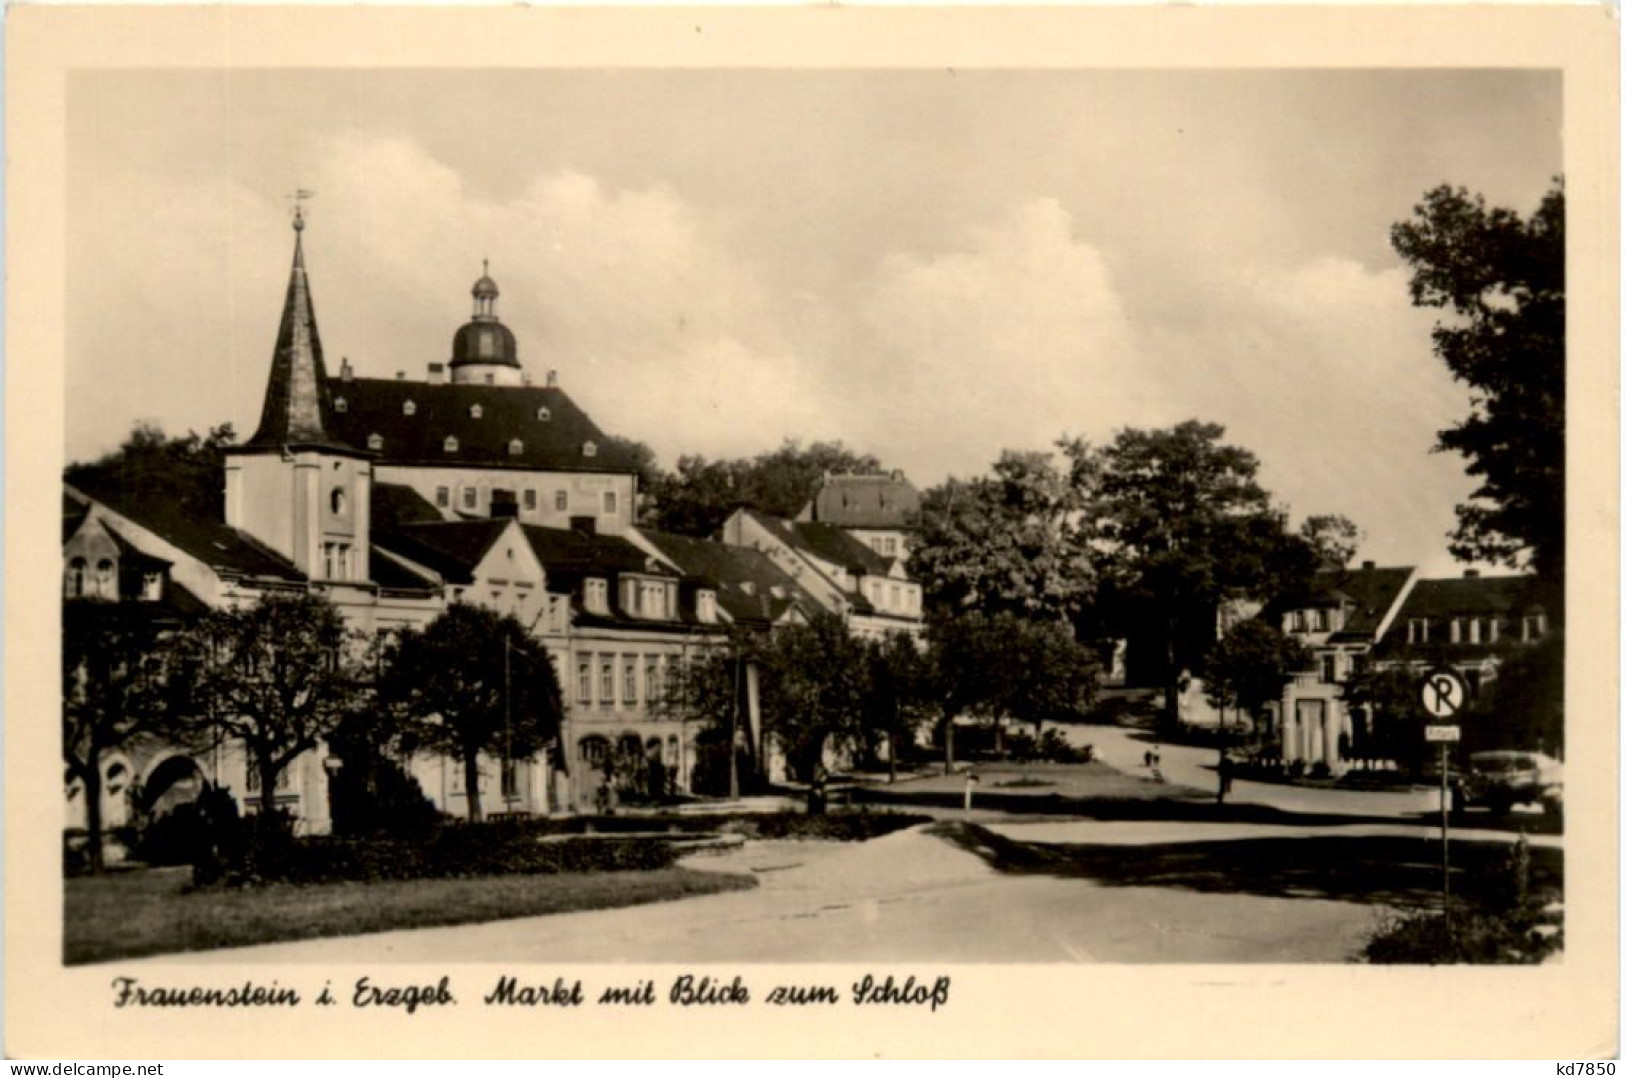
<box><xmin>795</xmin><ymin>470</ymin><xmax>921</xmax><ymax>561</ymax></box>
<box><xmin>720</xmin><ymin>508</ymin><xmax>925</xmax><ymax>639</ymax></box>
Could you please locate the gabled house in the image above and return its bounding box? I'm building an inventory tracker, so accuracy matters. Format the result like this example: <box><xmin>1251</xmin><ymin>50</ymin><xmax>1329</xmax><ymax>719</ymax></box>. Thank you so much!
<box><xmin>795</xmin><ymin>470</ymin><xmax>921</xmax><ymax>561</ymax></box>
<box><xmin>1268</xmin><ymin>561</ymin><xmax>1417</xmax><ymax>773</ymax></box>
<box><xmin>632</xmin><ymin>527</ymin><xmax>821</xmax><ymax>631</ymax></box>
<box><xmin>1373</xmin><ymin>572</ymin><xmax>1552</xmax><ymax>695</ymax></box>
<box><xmin>719</xmin><ymin>508</ymin><xmax>924</xmax><ymax>639</ymax></box>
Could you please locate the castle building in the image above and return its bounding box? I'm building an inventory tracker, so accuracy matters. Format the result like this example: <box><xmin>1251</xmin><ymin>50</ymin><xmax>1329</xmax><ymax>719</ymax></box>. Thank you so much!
<box><xmin>795</xmin><ymin>470</ymin><xmax>921</xmax><ymax>560</ymax></box>
<box><xmin>62</xmin><ymin>212</ymin><xmax>786</xmax><ymax>837</ymax></box>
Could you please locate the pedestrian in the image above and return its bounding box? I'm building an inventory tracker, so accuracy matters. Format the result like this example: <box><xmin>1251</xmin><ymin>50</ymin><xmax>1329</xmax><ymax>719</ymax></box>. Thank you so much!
<box><xmin>1144</xmin><ymin>749</ymin><xmax>1154</xmax><ymax>769</ymax></box>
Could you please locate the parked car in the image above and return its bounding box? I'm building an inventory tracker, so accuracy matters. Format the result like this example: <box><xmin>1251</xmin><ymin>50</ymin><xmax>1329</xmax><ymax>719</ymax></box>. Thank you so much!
<box><xmin>1458</xmin><ymin>750</ymin><xmax>1564</xmax><ymax>817</ymax></box>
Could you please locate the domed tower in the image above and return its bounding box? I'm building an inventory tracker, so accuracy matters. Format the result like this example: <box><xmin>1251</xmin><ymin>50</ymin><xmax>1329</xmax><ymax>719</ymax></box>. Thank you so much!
<box><xmin>449</xmin><ymin>261</ymin><xmax>523</xmax><ymax>386</ymax></box>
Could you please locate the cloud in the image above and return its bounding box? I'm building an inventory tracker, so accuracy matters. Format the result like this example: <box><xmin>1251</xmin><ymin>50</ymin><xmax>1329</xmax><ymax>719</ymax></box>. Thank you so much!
<box><xmin>855</xmin><ymin>198</ymin><xmax>1160</xmax><ymax>478</ymax></box>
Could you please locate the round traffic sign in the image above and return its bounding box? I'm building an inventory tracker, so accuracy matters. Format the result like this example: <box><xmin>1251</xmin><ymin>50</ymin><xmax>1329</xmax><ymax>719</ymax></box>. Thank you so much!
<box><xmin>1420</xmin><ymin>669</ymin><xmax>1467</xmax><ymax>718</ymax></box>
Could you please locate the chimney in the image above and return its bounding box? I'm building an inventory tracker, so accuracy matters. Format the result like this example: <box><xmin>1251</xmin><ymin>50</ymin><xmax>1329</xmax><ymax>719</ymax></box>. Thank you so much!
<box><xmin>426</xmin><ymin>362</ymin><xmax>447</xmax><ymax>385</ymax></box>
<box><xmin>546</xmin><ymin>369</ymin><xmax>559</xmax><ymax>388</ymax></box>
<box><xmin>395</xmin><ymin>370</ymin><xmax>407</xmax><ymax>381</ymax></box>
<box><xmin>1361</xmin><ymin>560</ymin><xmax>1375</xmax><ymax>571</ymax></box>
<box><xmin>569</xmin><ymin>515</ymin><xmax>597</xmax><ymax>537</ymax></box>
<box><xmin>339</xmin><ymin>357</ymin><xmax>354</xmax><ymax>382</ymax></box>
<box><xmin>1464</xmin><ymin>568</ymin><xmax>1480</xmax><ymax>578</ymax></box>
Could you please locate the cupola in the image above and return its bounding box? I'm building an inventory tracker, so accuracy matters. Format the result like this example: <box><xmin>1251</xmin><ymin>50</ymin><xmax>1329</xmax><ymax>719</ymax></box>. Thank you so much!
<box><xmin>450</xmin><ymin>259</ymin><xmax>522</xmax><ymax>385</ymax></box>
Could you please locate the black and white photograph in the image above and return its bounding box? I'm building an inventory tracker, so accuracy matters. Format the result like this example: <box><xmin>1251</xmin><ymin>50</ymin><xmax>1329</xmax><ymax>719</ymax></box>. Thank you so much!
<box><xmin>7</xmin><ymin>4</ymin><xmax>1617</xmax><ymax>1061</ymax></box>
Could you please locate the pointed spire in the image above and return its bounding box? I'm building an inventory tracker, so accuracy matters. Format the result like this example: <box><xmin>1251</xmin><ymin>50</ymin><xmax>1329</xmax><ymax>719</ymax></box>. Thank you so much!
<box><xmin>245</xmin><ymin>213</ymin><xmax>352</xmax><ymax>452</ymax></box>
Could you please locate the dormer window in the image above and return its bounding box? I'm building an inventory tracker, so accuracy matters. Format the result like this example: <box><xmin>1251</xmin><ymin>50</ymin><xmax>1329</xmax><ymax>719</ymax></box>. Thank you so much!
<box><xmin>697</xmin><ymin>589</ymin><xmax>718</xmax><ymax>624</ymax></box>
<box><xmin>444</xmin><ymin>436</ymin><xmax>459</xmax><ymax>453</ymax></box>
<box><xmin>65</xmin><ymin>557</ymin><xmax>87</xmax><ymax>598</ymax></box>
<box><xmin>585</xmin><ymin>578</ymin><xmax>609</xmax><ymax>615</ymax></box>
<box><xmin>142</xmin><ymin>571</ymin><xmax>163</xmax><ymax>601</ymax></box>
<box><xmin>536</xmin><ymin>407</ymin><xmax>551</xmax><ymax>422</ymax></box>
<box><xmin>367</xmin><ymin>433</ymin><xmax>384</xmax><ymax>451</ymax></box>
<box><xmin>508</xmin><ymin>439</ymin><xmax>524</xmax><ymax>456</ymax></box>
<box><xmin>582</xmin><ymin>441</ymin><xmax>598</xmax><ymax>458</ymax></box>
<box><xmin>94</xmin><ymin>558</ymin><xmax>115</xmax><ymax>598</ymax></box>
<box><xmin>334</xmin><ymin>396</ymin><xmax>348</xmax><ymax>413</ymax></box>
<box><xmin>470</xmin><ymin>404</ymin><xmax>483</xmax><ymax>419</ymax></box>
<box><xmin>403</xmin><ymin>399</ymin><xmax>417</xmax><ymax>416</ymax></box>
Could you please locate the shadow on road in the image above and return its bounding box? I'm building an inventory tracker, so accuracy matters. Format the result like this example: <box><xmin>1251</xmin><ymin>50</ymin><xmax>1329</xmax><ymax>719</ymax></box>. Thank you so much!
<box><xmin>852</xmin><ymin>784</ymin><xmax>1424</xmax><ymax>830</ymax></box>
<box><xmin>929</xmin><ymin>822</ymin><xmax>1564</xmax><ymax>909</ymax></box>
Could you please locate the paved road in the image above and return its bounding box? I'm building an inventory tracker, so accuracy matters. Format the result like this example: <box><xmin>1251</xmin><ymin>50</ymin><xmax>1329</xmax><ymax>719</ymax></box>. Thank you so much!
<box><xmin>158</xmin><ymin>826</ymin><xmax>1387</xmax><ymax>965</ymax></box>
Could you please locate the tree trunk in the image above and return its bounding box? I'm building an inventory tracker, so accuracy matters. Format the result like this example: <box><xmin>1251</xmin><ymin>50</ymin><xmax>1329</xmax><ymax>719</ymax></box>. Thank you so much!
<box><xmin>1163</xmin><ymin>631</ymin><xmax>1181</xmax><ymax>732</ymax></box>
<box><xmin>464</xmin><ymin>750</ymin><xmax>484</xmax><ymax>823</ymax></box>
<box><xmin>82</xmin><ymin>759</ymin><xmax>105</xmax><ymax>874</ymax></box>
<box><xmin>943</xmin><ymin>717</ymin><xmax>956</xmax><ymax>775</ymax></box>
<box><xmin>258</xmin><ymin>758</ymin><xmax>281</xmax><ymax>819</ymax></box>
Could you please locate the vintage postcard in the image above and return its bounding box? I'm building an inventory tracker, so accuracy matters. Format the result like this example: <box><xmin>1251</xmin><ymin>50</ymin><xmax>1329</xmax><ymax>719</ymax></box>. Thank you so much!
<box><xmin>6</xmin><ymin>4</ymin><xmax>1618</xmax><ymax>1060</ymax></box>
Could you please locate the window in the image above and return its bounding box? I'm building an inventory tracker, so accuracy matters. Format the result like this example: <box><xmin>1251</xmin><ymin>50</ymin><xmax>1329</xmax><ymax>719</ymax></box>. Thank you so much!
<box><xmin>604</xmin><ymin>491</ymin><xmax>618</xmax><ymax>514</ymax></box>
<box><xmin>403</xmin><ymin>399</ymin><xmax>417</xmax><ymax>416</ymax></box>
<box><xmin>1289</xmin><ymin>610</ymin><xmax>1307</xmax><ymax>633</ymax></box>
<box><xmin>555</xmin><ymin>491</ymin><xmax>568</xmax><ymax>512</ymax></box>
<box><xmin>330</xmin><ymin>488</ymin><xmax>346</xmax><ymax>515</ymax></box>
<box><xmin>884</xmin><ymin>537</ymin><xmax>898</xmax><ymax>556</ymax></box>
<box><xmin>1311</xmin><ymin>608</ymin><xmax>1329</xmax><ymax>632</ymax></box>
<box><xmin>601</xmin><ymin>658</ymin><xmax>615</xmax><ymax>706</ymax></box>
<box><xmin>367</xmin><ymin>433</ymin><xmax>384</xmax><ymax>451</ymax></box>
<box><xmin>509</xmin><ymin>439</ymin><xmax>523</xmax><ymax>456</ymax></box>
<box><xmin>697</xmin><ymin>590</ymin><xmax>717</xmax><ymax>624</ymax></box>
<box><xmin>247</xmin><ymin>765</ymin><xmax>295</xmax><ymax>793</ymax></box>
<box><xmin>444</xmin><ymin>436</ymin><xmax>459</xmax><ymax>453</ymax></box>
<box><xmin>1490</xmin><ymin>618</ymin><xmax>1501</xmax><ymax>643</ymax></box>
<box><xmin>1450</xmin><ymin>618</ymin><xmax>1463</xmax><ymax>644</ymax></box>
<box><xmin>624</xmin><ymin>658</ymin><xmax>638</xmax><ymax>704</ymax></box>
<box><xmin>580</xmin><ymin>736</ymin><xmax>608</xmax><ymax>767</ymax></box>
<box><xmin>1523</xmin><ymin>615</ymin><xmax>1547</xmax><ymax>642</ymax></box>
<box><xmin>523</xmin><ymin>489</ymin><xmax>537</xmax><ymax>511</ymax></box>
<box><xmin>577</xmin><ymin>658</ymin><xmax>593</xmax><ymax>704</ymax></box>
<box><xmin>322</xmin><ymin>542</ymin><xmax>350</xmax><ymax>581</ymax></box>
<box><xmin>582</xmin><ymin>441</ymin><xmax>598</xmax><ymax>458</ymax></box>
<box><xmin>1407</xmin><ymin>618</ymin><xmax>1428</xmax><ymax>645</ymax></box>
<box><xmin>435</xmin><ymin>486</ymin><xmax>450</xmax><ymax>508</ymax></box>
<box><xmin>66</xmin><ymin>557</ymin><xmax>87</xmax><ymax>598</ymax></box>
<box><xmin>470</xmin><ymin>404</ymin><xmax>484</xmax><ymax>419</ymax></box>
<box><xmin>890</xmin><ymin>584</ymin><xmax>901</xmax><ymax>609</ymax></box>
<box><xmin>484</xmin><ymin>373</ymin><xmax>494</xmax><ymax>385</ymax></box>
<box><xmin>142</xmin><ymin>571</ymin><xmax>163</xmax><ymax>601</ymax></box>
<box><xmin>462</xmin><ymin>487</ymin><xmax>477</xmax><ymax>511</ymax></box>
<box><xmin>646</xmin><ymin>657</ymin><xmax>661</xmax><ymax>704</ymax></box>
<box><xmin>334</xmin><ymin>396</ymin><xmax>348</xmax><ymax>413</ymax></box>
<box><xmin>1320</xmin><ymin>654</ymin><xmax>1338</xmax><ymax>684</ymax></box>
<box><xmin>536</xmin><ymin>407</ymin><xmax>551</xmax><ymax>422</ymax></box>
<box><xmin>1468</xmin><ymin>618</ymin><xmax>1482</xmax><ymax>645</ymax></box>
<box><xmin>585</xmin><ymin>578</ymin><xmax>608</xmax><ymax>614</ymax></box>
<box><xmin>94</xmin><ymin>559</ymin><xmax>115</xmax><ymax>597</ymax></box>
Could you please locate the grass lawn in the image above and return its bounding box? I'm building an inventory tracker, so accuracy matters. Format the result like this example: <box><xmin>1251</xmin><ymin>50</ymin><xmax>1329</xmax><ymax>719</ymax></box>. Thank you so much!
<box><xmin>66</xmin><ymin>865</ymin><xmax>755</xmax><ymax>965</ymax></box>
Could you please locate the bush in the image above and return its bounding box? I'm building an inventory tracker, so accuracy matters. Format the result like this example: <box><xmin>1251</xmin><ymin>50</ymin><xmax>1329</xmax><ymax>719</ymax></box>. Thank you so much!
<box><xmin>195</xmin><ymin>819</ymin><xmax>678</xmax><ymax>888</ymax></box>
<box><xmin>134</xmin><ymin>802</ymin><xmax>212</xmax><ymax>866</ymax></box>
<box><xmin>717</xmin><ymin>811</ymin><xmax>929</xmax><ymax>842</ymax></box>
<box><xmin>1364</xmin><ymin>906</ymin><xmax>1559</xmax><ymax>964</ymax></box>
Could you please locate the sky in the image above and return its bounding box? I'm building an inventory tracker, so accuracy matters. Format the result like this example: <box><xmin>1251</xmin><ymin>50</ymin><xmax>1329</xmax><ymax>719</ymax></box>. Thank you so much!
<box><xmin>65</xmin><ymin>69</ymin><xmax>1562</xmax><ymax>575</ymax></box>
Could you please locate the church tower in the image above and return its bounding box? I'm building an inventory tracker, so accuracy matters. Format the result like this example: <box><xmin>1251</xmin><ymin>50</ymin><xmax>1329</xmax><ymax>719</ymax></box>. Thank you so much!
<box><xmin>449</xmin><ymin>261</ymin><xmax>523</xmax><ymax>386</ymax></box>
<box><xmin>224</xmin><ymin>208</ymin><xmax>373</xmax><ymax>582</ymax></box>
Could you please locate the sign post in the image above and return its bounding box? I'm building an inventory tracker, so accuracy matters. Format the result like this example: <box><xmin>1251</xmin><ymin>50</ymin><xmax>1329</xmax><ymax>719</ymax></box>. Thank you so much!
<box><xmin>1420</xmin><ymin>669</ymin><xmax>1467</xmax><ymax>929</ymax></box>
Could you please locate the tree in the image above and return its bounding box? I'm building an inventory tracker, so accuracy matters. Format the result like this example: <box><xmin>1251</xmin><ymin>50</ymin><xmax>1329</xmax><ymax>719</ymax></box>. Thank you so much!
<box><xmin>62</xmin><ymin>601</ymin><xmax>183</xmax><ymax>872</ymax></box>
<box><xmin>657</xmin><ymin>629</ymin><xmax>760</xmax><ymax>795</ymax></box>
<box><xmin>1202</xmin><ymin>618</ymin><xmax>1310</xmax><ymax>735</ymax></box>
<box><xmin>65</xmin><ymin>421</ymin><xmax>237</xmax><ymax>520</ymax></box>
<box><xmin>1391</xmin><ymin>178</ymin><xmax>1565</xmax><ymax>587</ymax></box>
<box><xmin>643</xmin><ymin>439</ymin><xmax>886</xmax><ymax>537</ymax></box>
<box><xmin>377</xmin><ymin>604</ymin><xmax>563</xmax><ymax>822</ymax></box>
<box><xmin>1341</xmin><ymin>662</ymin><xmax>1429</xmax><ymax>772</ymax></box>
<box><xmin>1092</xmin><ymin>420</ymin><xmax>1320</xmax><ymax>727</ymax></box>
<box><xmin>1299</xmin><ymin>514</ymin><xmax>1362</xmax><ymax>570</ymax></box>
<box><xmin>858</xmin><ymin>632</ymin><xmax>934</xmax><ymax>781</ymax></box>
<box><xmin>754</xmin><ymin>614</ymin><xmax>869</xmax><ymax>782</ymax></box>
<box><xmin>909</xmin><ymin>442</ymin><xmax>1097</xmax><ymax>621</ymax></box>
<box><xmin>175</xmin><ymin>593</ymin><xmax>371</xmax><ymax>818</ymax></box>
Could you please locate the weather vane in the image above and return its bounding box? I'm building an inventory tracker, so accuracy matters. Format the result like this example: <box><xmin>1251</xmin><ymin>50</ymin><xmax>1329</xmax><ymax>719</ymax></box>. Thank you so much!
<box><xmin>289</xmin><ymin>188</ymin><xmax>317</xmax><ymax>230</ymax></box>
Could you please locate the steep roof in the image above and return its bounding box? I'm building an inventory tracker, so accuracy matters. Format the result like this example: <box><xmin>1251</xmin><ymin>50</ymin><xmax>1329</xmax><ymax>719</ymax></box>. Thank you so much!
<box><xmin>790</xmin><ymin>520</ymin><xmax>893</xmax><ymax>575</ymax></box>
<box><xmin>66</xmin><ymin>482</ymin><xmax>305</xmax><ymax>584</ymax></box>
<box><xmin>1392</xmin><ymin>575</ymin><xmax>1545</xmax><ymax>620</ymax></box>
<box><xmin>241</xmin><ymin>221</ymin><xmax>357</xmax><ymax>455</ymax></box>
<box><xmin>638</xmin><ymin>528</ymin><xmax>820</xmax><ymax>625</ymax></box>
<box><xmin>521</xmin><ymin>524</ymin><xmax>671</xmax><ymax>578</ymax></box>
<box><xmin>372</xmin><ymin>481</ymin><xmax>444</xmax><ymax>529</ymax></box>
<box><xmin>1280</xmin><ymin>564</ymin><xmax>1414</xmax><ymax>643</ymax></box>
<box><xmin>799</xmin><ymin>472</ymin><xmax>920</xmax><ymax>530</ymax></box>
<box><xmin>326</xmin><ymin>377</ymin><xmax>637</xmax><ymax>474</ymax></box>
<box><xmin>376</xmin><ymin>519</ymin><xmax>515</xmax><ymax>583</ymax></box>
